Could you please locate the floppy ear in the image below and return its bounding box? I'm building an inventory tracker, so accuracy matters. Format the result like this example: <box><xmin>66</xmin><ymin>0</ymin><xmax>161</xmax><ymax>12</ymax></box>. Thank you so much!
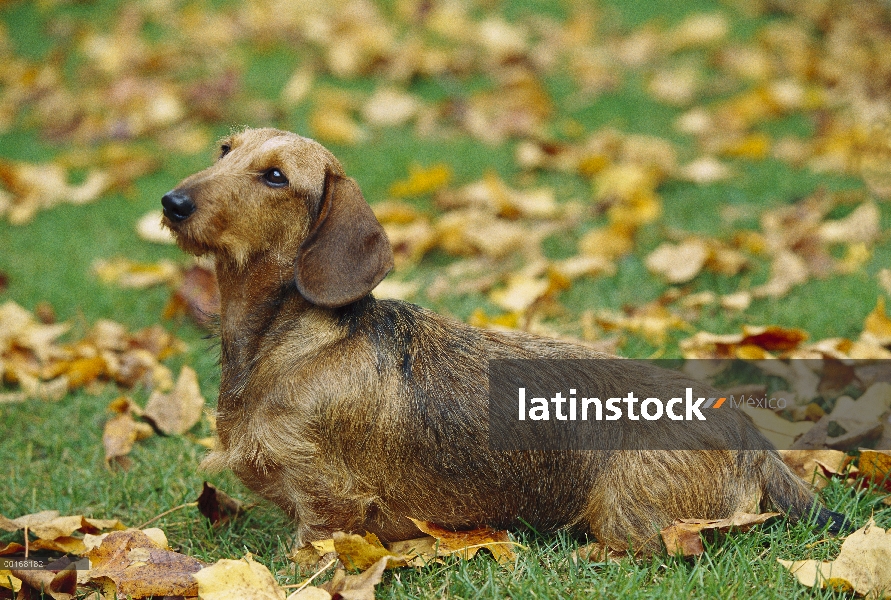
<box><xmin>295</xmin><ymin>171</ymin><xmax>394</xmax><ymax>308</ymax></box>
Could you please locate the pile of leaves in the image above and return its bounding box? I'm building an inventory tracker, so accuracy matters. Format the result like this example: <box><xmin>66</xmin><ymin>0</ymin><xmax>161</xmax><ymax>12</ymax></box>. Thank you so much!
<box><xmin>0</xmin><ymin>301</ymin><xmax>183</xmax><ymax>403</ymax></box>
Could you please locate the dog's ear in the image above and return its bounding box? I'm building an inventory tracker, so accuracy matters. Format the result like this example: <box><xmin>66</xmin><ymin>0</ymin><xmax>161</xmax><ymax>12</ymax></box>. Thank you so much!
<box><xmin>295</xmin><ymin>171</ymin><xmax>394</xmax><ymax>308</ymax></box>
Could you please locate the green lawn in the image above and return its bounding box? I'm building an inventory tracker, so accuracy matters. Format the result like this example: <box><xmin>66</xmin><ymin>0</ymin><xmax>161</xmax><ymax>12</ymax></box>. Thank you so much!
<box><xmin>1</xmin><ymin>0</ymin><xmax>890</xmax><ymax>597</ymax></box>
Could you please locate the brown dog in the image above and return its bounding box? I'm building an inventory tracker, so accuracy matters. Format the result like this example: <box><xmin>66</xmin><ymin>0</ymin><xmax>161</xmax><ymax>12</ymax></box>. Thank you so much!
<box><xmin>161</xmin><ymin>127</ymin><xmax>846</xmax><ymax>553</ymax></box>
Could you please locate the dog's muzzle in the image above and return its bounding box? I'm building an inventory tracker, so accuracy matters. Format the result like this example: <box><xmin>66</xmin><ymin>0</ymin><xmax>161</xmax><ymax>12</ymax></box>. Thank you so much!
<box><xmin>161</xmin><ymin>190</ymin><xmax>196</xmax><ymax>222</ymax></box>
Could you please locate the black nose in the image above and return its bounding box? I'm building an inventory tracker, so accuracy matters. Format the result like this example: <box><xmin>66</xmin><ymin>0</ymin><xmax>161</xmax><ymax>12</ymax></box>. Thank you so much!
<box><xmin>161</xmin><ymin>190</ymin><xmax>196</xmax><ymax>222</ymax></box>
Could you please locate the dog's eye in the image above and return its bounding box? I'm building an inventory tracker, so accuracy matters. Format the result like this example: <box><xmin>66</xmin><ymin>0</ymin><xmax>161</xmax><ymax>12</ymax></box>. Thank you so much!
<box><xmin>219</xmin><ymin>144</ymin><xmax>231</xmax><ymax>159</ymax></box>
<box><xmin>263</xmin><ymin>168</ymin><xmax>289</xmax><ymax>187</ymax></box>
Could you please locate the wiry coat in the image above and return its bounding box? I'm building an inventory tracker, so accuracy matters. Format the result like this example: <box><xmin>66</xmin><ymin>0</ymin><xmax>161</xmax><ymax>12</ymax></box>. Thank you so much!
<box><xmin>162</xmin><ymin>128</ymin><xmax>846</xmax><ymax>553</ymax></box>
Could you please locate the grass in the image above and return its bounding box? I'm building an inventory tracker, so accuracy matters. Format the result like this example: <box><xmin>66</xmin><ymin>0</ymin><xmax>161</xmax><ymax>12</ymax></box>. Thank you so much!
<box><xmin>1</xmin><ymin>0</ymin><xmax>890</xmax><ymax>598</ymax></box>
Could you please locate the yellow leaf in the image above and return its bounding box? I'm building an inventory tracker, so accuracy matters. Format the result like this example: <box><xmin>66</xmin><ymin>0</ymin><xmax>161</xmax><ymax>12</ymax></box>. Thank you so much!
<box><xmin>388</xmin><ymin>163</ymin><xmax>451</xmax><ymax>198</ymax></box>
<box><xmin>861</xmin><ymin>297</ymin><xmax>891</xmax><ymax>346</ymax></box>
<box><xmin>194</xmin><ymin>554</ymin><xmax>286</xmax><ymax>600</ymax></box>
<box><xmin>779</xmin><ymin>519</ymin><xmax>891</xmax><ymax>598</ymax></box>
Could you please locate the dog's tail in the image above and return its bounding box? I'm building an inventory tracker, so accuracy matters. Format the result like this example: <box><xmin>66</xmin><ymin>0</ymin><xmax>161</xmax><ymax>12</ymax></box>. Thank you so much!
<box><xmin>761</xmin><ymin>450</ymin><xmax>851</xmax><ymax>534</ymax></box>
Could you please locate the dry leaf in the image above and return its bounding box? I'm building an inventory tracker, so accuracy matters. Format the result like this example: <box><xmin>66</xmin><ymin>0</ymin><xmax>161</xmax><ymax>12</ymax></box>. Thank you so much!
<box><xmin>320</xmin><ymin>556</ymin><xmax>393</xmax><ymax>600</ymax></box>
<box><xmin>103</xmin><ymin>411</ymin><xmax>154</xmax><ymax>468</ymax></box>
<box><xmin>0</xmin><ymin>160</ymin><xmax>110</xmax><ymax>224</ymax></box>
<box><xmin>571</xmin><ymin>542</ymin><xmax>626</xmax><ymax>563</ymax></box>
<box><xmin>780</xmin><ymin>450</ymin><xmax>850</xmax><ymax>489</ymax></box>
<box><xmin>135</xmin><ymin>210</ymin><xmax>174</xmax><ymax>244</ymax></box>
<box><xmin>489</xmin><ymin>274</ymin><xmax>551</xmax><ymax>313</ymax></box>
<box><xmin>197</xmin><ymin>481</ymin><xmax>244</xmax><ymax>525</ymax></box>
<box><xmin>779</xmin><ymin>519</ymin><xmax>891</xmax><ymax>598</ymax></box>
<box><xmin>93</xmin><ymin>257</ymin><xmax>180</xmax><ymax>289</ymax></box>
<box><xmin>333</xmin><ymin>531</ymin><xmax>406</xmax><ymax>571</ymax></box>
<box><xmin>818</xmin><ymin>202</ymin><xmax>880</xmax><ymax>245</ymax></box>
<box><xmin>86</xmin><ymin>529</ymin><xmax>203</xmax><ymax>599</ymax></box>
<box><xmin>164</xmin><ymin>262</ymin><xmax>220</xmax><ymax>327</ymax></box>
<box><xmin>645</xmin><ymin>239</ymin><xmax>709</xmax><ymax>284</ymax></box>
<box><xmin>740</xmin><ymin>405</ymin><xmax>814</xmax><ymax>448</ymax></box>
<box><xmin>194</xmin><ymin>553</ymin><xmax>285</xmax><ymax>600</ymax></box>
<box><xmin>859</xmin><ymin>449</ymin><xmax>891</xmax><ymax>491</ymax></box>
<box><xmin>408</xmin><ymin>519</ymin><xmax>516</xmax><ymax>566</ymax></box>
<box><xmin>861</xmin><ymin>297</ymin><xmax>891</xmax><ymax>347</ymax></box>
<box><xmin>143</xmin><ymin>365</ymin><xmax>205</xmax><ymax>435</ymax></box>
<box><xmin>362</xmin><ymin>87</ymin><xmax>420</xmax><ymax>127</ymax></box>
<box><xmin>752</xmin><ymin>250</ymin><xmax>810</xmax><ymax>299</ymax></box>
<box><xmin>389</xmin><ymin>163</ymin><xmax>451</xmax><ymax>198</ymax></box>
<box><xmin>9</xmin><ymin>566</ymin><xmax>76</xmax><ymax>600</ymax></box>
<box><xmin>677</xmin><ymin>156</ymin><xmax>733</xmax><ymax>184</ymax></box>
<box><xmin>661</xmin><ymin>512</ymin><xmax>779</xmax><ymax>556</ymax></box>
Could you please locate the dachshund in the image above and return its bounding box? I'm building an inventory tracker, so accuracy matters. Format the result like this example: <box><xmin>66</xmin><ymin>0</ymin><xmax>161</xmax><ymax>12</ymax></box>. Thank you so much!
<box><xmin>161</xmin><ymin>127</ymin><xmax>847</xmax><ymax>553</ymax></box>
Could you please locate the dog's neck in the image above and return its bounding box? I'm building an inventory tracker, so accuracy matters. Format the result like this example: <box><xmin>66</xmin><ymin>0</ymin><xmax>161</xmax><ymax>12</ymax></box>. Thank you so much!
<box><xmin>213</xmin><ymin>253</ymin><xmax>318</xmax><ymax>410</ymax></box>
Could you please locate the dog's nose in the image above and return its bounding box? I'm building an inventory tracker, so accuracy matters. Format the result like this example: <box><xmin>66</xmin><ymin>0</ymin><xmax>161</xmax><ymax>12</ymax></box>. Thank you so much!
<box><xmin>161</xmin><ymin>190</ymin><xmax>196</xmax><ymax>222</ymax></box>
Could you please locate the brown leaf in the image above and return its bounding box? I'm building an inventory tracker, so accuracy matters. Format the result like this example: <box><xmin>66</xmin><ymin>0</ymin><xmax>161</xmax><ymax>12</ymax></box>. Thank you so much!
<box><xmin>661</xmin><ymin>512</ymin><xmax>779</xmax><ymax>557</ymax></box>
<box><xmin>779</xmin><ymin>519</ymin><xmax>891</xmax><ymax>598</ymax></box>
<box><xmin>859</xmin><ymin>449</ymin><xmax>891</xmax><ymax>491</ymax></box>
<box><xmin>571</xmin><ymin>542</ymin><xmax>626</xmax><ymax>563</ymax></box>
<box><xmin>10</xmin><ymin>566</ymin><xmax>76</xmax><ymax>600</ymax></box>
<box><xmin>197</xmin><ymin>481</ymin><xmax>244</xmax><ymax>525</ymax></box>
<box><xmin>780</xmin><ymin>450</ymin><xmax>850</xmax><ymax>490</ymax></box>
<box><xmin>408</xmin><ymin>519</ymin><xmax>516</xmax><ymax>566</ymax></box>
<box><xmin>143</xmin><ymin>365</ymin><xmax>205</xmax><ymax>435</ymax></box>
<box><xmin>28</xmin><ymin>537</ymin><xmax>87</xmax><ymax>555</ymax></box>
<box><xmin>193</xmin><ymin>553</ymin><xmax>285</xmax><ymax>600</ymax></box>
<box><xmin>321</xmin><ymin>556</ymin><xmax>393</xmax><ymax>600</ymax></box>
<box><xmin>85</xmin><ymin>529</ymin><xmax>203</xmax><ymax>599</ymax></box>
<box><xmin>164</xmin><ymin>263</ymin><xmax>220</xmax><ymax>327</ymax></box>
<box><xmin>103</xmin><ymin>411</ymin><xmax>154</xmax><ymax>468</ymax></box>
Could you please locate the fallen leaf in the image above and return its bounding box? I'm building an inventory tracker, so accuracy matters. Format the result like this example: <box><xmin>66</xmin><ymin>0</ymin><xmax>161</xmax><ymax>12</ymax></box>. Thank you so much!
<box><xmin>143</xmin><ymin>365</ymin><xmax>205</xmax><ymax>435</ymax></box>
<box><xmin>645</xmin><ymin>239</ymin><xmax>709</xmax><ymax>283</ymax></box>
<box><xmin>818</xmin><ymin>202</ymin><xmax>880</xmax><ymax>245</ymax></box>
<box><xmin>86</xmin><ymin>529</ymin><xmax>202</xmax><ymax>599</ymax></box>
<box><xmin>0</xmin><ymin>159</ymin><xmax>111</xmax><ymax>224</ymax></box>
<box><xmin>9</xmin><ymin>566</ymin><xmax>76</xmax><ymax>600</ymax></box>
<box><xmin>571</xmin><ymin>542</ymin><xmax>626</xmax><ymax>563</ymax></box>
<box><xmin>661</xmin><ymin>512</ymin><xmax>779</xmax><ymax>557</ymax></box>
<box><xmin>677</xmin><ymin>156</ymin><xmax>734</xmax><ymax>184</ymax></box>
<box><xmin>194</xmin><ymin>553</ymin><xmax>285</xmax><ymax>600</ymax></box>
<box><xmin>408</xmin><ymin>519</ymin><xmax>516</xmax><ymax>566</ymax></box>
<box><xmin>779</xmin><ymin>519</ymin><xmax>891</xmax><ymax>598</ymax></box>
<box><xmin>93</xmin><ymin>257</ymin><xmax>180</xmax><ymax>289</ymax></box>
<box><xmin>320</xmin><ymin>555</ymin><xmax>393</xmax><ymax>600</ymax></box>
<box><xmin>751</xmin><ymin>250</ymin><xmax>810</xmax><ymax>299</ymax></box>
<box><xmin>389</xmin><ymin>163</ymin><xmax>451</xmax><ymax>198</ymax></box>
<box><xmin>780</xmin><ymin>450</ymin><xmax>850</xmax><ymax>490</ymax></box>
<box><xmin>164</xmin><ymin>262</ymin><xmax>220</xmax><ymax>327</ymax></box>
<box><xmin>859</xmin><ymin>449</ymin><xmax>891</xmax><ymax>491</ymax></box>
<box><xmin>489</xmin><ymin>274</ymin><xmax>551</xmax><ymax>313</ymax></box>
<box><xmin>333</xmin><ymin>531</ymin><xmax>406</xmax><ymax>571</ymax></box>
<box><xmin>103</xmin><ymin>410</ymin><xmax>154</xmax><ymax>468</ymax></box>
<box><xmin>861</xmin><ymin>297</ymin><xmax>891</xmax><ymax>347</ymax></box>
<box><xmin>135</xmin><ymin>210</ymin><xmax>174</xmax><ymax>244</ymax></box>
<box><xmin>362</xmin><ymin>87</ymin><xmax>420</xmax><ymax>127</ymax></box>
<box><xmin>197</xmin><ymin>481</ymin><xmax>244</xmax><ymax>525</ymax></box>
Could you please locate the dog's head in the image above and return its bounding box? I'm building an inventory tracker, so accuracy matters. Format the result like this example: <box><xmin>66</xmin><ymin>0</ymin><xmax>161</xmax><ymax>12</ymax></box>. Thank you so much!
<box><xmin>161</xmin><ymin>127</ymin><xmax>393</xmax><ymax>308</ymax></box>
